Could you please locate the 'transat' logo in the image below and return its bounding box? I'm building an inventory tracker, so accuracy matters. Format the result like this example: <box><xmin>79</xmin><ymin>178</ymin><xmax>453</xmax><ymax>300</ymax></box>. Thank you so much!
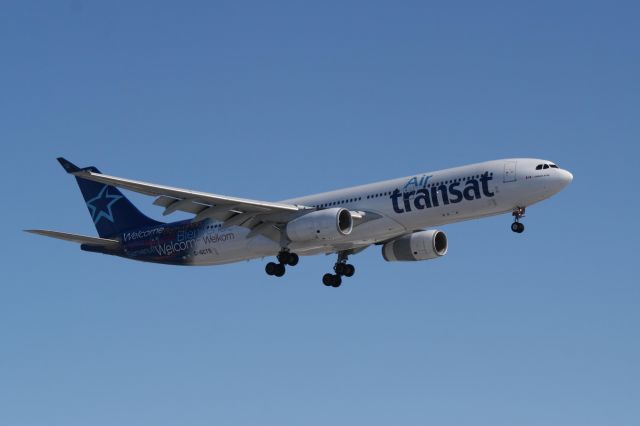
<box><xmin>392</xmin><ymin>171</ymin><xmax>495</xmax><ymax>214</ymax></box>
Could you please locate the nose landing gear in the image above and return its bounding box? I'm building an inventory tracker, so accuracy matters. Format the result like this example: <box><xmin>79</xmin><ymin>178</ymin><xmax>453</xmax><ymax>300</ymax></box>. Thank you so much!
<box><xmin>265</xmin><ymin>250</ymin><xmax>299</xmax><ymax>277</ymax></box>
<box><xmin>511</xmin><ymin>207</ymin><xmax>526</xmax><ymax>233</ymax></box>
<box><xmin>323</xmin><ymin>251</ymin><xmax>356</xmax><ymax>287</ymax></box>
<box><xmin>511</xmin><ymin>222</ymin><xmax>525</xmax><ymax>233</ymax></box>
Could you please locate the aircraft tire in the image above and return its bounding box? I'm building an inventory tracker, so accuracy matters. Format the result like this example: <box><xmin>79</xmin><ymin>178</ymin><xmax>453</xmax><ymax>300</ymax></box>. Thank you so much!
<box><xmin>343</xmin><ymin>264</ymin><xmax>355</xmax><ymax>277</ymax></box>
<box><xmin>277</xmin><ymin>252</ymin><xmax>290</xmax><ymax>264</ymax></box>
<box><xmin>274</xmin><ymin>264</ymin><xmax>286</xmax><ymax>277</ymax></box>
<box><xmin>288</xmin><ymin>253</ymin><xmax>299</xmax><ymax>266</ymax></box>
<box><xmin>323</xmin><ymin>273</ymin><xmax>334</xmax><ymax>286</ymax></box>
<box><xmin>331</xmin><ymin>275</ymin><xmax>342</xmax><ymax>287</ymax></box>
<box><xmin>265</xmin><ymin>262</ymin><xmax>278</xmax><ymax>276</ymax></box>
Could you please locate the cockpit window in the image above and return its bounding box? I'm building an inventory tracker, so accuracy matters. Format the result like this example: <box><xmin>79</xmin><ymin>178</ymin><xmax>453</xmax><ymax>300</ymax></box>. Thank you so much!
<box><xmin>536</xmin><ymin>163</ymin><xmax>559</xmax><ymax>170</ymax></box>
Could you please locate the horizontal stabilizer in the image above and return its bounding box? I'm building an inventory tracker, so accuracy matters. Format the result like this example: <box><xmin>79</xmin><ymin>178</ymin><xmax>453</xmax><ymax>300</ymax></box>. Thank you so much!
<box><xmin>24</xmin><ymin>229</ymin><xmax>121</xmax><ymax>248</ymax></box>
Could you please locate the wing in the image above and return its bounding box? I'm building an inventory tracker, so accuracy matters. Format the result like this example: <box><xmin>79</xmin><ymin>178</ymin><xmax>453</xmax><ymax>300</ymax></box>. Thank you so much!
<box><xmin>57</xmin><ymin>158</ymin><xmax>382</xmax><ymax>243</ymax></box>
<box><xmin>57</xmin><ymin>158</ymin><xmax>307</xmax><ymax>234</ymax></box>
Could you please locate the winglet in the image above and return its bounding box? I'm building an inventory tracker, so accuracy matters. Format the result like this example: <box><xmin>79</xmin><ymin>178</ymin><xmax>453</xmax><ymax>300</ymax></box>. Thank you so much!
<box><xmin>57</xmin><ymin>157</ymin><xmax>81</xmax><ymax>173</ymax></box>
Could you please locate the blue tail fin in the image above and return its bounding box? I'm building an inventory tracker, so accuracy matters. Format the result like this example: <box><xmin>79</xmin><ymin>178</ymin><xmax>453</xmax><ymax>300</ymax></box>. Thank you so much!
<box><xmin>58</xmin><ymin>158</ymin><xmax>164</xmax><ymax>238</ymax></box>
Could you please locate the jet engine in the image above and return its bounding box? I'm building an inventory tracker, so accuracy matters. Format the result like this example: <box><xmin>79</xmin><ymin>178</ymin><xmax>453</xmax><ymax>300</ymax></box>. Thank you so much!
<box><xmin>382</xmin><ymin>230</ymin><xmax>448</xmax><ymax>262</ymax></box>
<box><xmin>286</xmin><ymin>208</ymin><xmax>353</xmax><ymax>242</ymax></box>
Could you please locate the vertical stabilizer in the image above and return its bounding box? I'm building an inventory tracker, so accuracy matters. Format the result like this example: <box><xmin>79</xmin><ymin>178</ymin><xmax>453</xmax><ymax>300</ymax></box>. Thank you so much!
<box><xmin>57</xmin><ymin>158</ymin><xmax>164</xmax><ymax>238</ymax></box>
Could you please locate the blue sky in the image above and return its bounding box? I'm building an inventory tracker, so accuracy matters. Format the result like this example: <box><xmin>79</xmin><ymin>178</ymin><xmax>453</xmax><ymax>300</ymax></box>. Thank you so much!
<box><xmin>1</xmin><ymin>1</ymin><xmax>639</xmax><ymax>425</ymax></box>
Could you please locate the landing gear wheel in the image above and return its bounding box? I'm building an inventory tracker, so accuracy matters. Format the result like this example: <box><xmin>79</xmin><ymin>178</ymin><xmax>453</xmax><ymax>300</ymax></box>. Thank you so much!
<box><xmin>511</xmin><ymin>222</ymin><xmax>525</xmax><ymax>233</ymax></box>
<box><xmin>265</xmin><ymin>262</ymin><xmax>278</xmax><ymax>276</ymax></box>
<box><xmin>511</xmin><ymin>207</ymin><xmax>526</xmax><ymax>234</ymax></box>
<box><xmin>343</xmin><ymin>264</ymin><xmax>355</xmax><ymax>277</ymax></box>
<box><xmin>277</xmin><ymin>251</ymin><xmax>299</xmax><ymax>267</ymax></box>
<box><xmin>277</xmin><ymin>252</ymin><xmax>291</xmax><ymax>265</ymax></box>
<box><xmin>331</xmin><ymin>275</ymin><xmax>342</xmax><ymax>287</ymax></box>
<box><xmin>322</xmin><ymin>274</ymin><xmax>342</xmax><ymax>287</ymax></box>
<box><xmin>323</xmin><ymin>273</ymin><xmax>334</xmax><ymax>286</ymax></box>
<box><xmin>326</xmin><ymin>251</ymin><xmax>356</xmax><ymax>286</ymax></box>
<box><xmin>274</xmin><ymin>263</ymin><xmax>286</xmax><ymax>277</ymax></box>
<box><xmin>287</xmin><ymin>253</ymin><xmax>299</xmax><ymax>266</ymax></box>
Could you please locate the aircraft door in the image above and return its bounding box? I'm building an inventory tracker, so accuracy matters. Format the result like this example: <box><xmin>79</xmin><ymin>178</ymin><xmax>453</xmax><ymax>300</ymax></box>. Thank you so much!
<box><xmin>504</xmin><ymin>161</ymin><xmax>517</xmax><ymax>183</ymax></box>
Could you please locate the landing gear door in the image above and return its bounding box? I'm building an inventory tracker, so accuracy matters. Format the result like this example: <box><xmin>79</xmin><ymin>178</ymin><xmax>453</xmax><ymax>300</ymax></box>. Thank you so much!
<box><xmin>504</xmin><ymin>161</ymin><xmax>517</xmax><ymax>183</ymax></box>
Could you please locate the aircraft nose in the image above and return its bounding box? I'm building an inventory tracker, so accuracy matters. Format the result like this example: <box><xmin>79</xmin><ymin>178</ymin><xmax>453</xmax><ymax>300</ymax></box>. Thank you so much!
<box><xmin>558</xmin><ymin>169</ymin><xmax>573</xmax><ymax>189</ymax></box>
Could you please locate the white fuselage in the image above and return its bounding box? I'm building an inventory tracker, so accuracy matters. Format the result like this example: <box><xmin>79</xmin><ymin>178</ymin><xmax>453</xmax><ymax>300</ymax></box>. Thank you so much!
<box><xmin>163</xmin><ymin>158</ymin><xmax>573</xmax><ymax>265</ymax></box>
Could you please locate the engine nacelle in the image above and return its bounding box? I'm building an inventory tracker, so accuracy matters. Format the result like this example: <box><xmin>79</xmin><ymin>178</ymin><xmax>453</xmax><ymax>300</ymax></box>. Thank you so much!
<box><xmin>286</xmin><ymin>208</ymin><xmax>353</xmax><ymax>242</ymax></box>
<box><xmin>382</xmin><ymin>230</ymin><xmax>448</xmax><ymax>262</ymax></box>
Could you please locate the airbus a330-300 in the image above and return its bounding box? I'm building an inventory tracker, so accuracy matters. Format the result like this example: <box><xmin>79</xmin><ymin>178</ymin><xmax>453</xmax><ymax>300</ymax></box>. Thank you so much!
<box><xmin>27</xmin><ymin>157</ymin><xmax>573</xmax><ymax>287</ymax></box>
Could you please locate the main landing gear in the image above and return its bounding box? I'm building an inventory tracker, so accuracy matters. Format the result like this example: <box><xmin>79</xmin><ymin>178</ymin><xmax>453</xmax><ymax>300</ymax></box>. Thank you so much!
<box><xmin>511</xmin><ymin>207</ymin><xmax>526</xmax><ymax>233</ymax></box>
<box><xmin>323</xmin><ymin>251</ymin><xmax>356</xmax><ymax>288</ymax></box>
<box><xmin>265</xmin><ymin>250</ymin><xmax>299</xmax><ymax>277</ymax></box>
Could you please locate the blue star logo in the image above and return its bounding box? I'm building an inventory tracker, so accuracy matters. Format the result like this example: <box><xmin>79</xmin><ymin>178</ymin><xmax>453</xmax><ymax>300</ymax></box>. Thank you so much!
<box><xmin>86</xmin><ymin>185</ymin><xmax>123</xmax><ymax>224</ymax></box>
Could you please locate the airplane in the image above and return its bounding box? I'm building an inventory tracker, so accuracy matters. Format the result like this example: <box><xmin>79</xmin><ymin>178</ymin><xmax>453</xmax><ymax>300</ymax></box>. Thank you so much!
<box><xmin>26</xmin><ymin>157</ymin><xmax>573</xmax><ymax>287</ymax></box>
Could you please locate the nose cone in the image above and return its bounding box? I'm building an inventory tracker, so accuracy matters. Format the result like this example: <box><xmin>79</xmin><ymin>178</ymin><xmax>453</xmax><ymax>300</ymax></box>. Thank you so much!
<box><xmin>557</xmin><ymin>169</ymin><xmax>573</xmax><ymax>190</ymax></box>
